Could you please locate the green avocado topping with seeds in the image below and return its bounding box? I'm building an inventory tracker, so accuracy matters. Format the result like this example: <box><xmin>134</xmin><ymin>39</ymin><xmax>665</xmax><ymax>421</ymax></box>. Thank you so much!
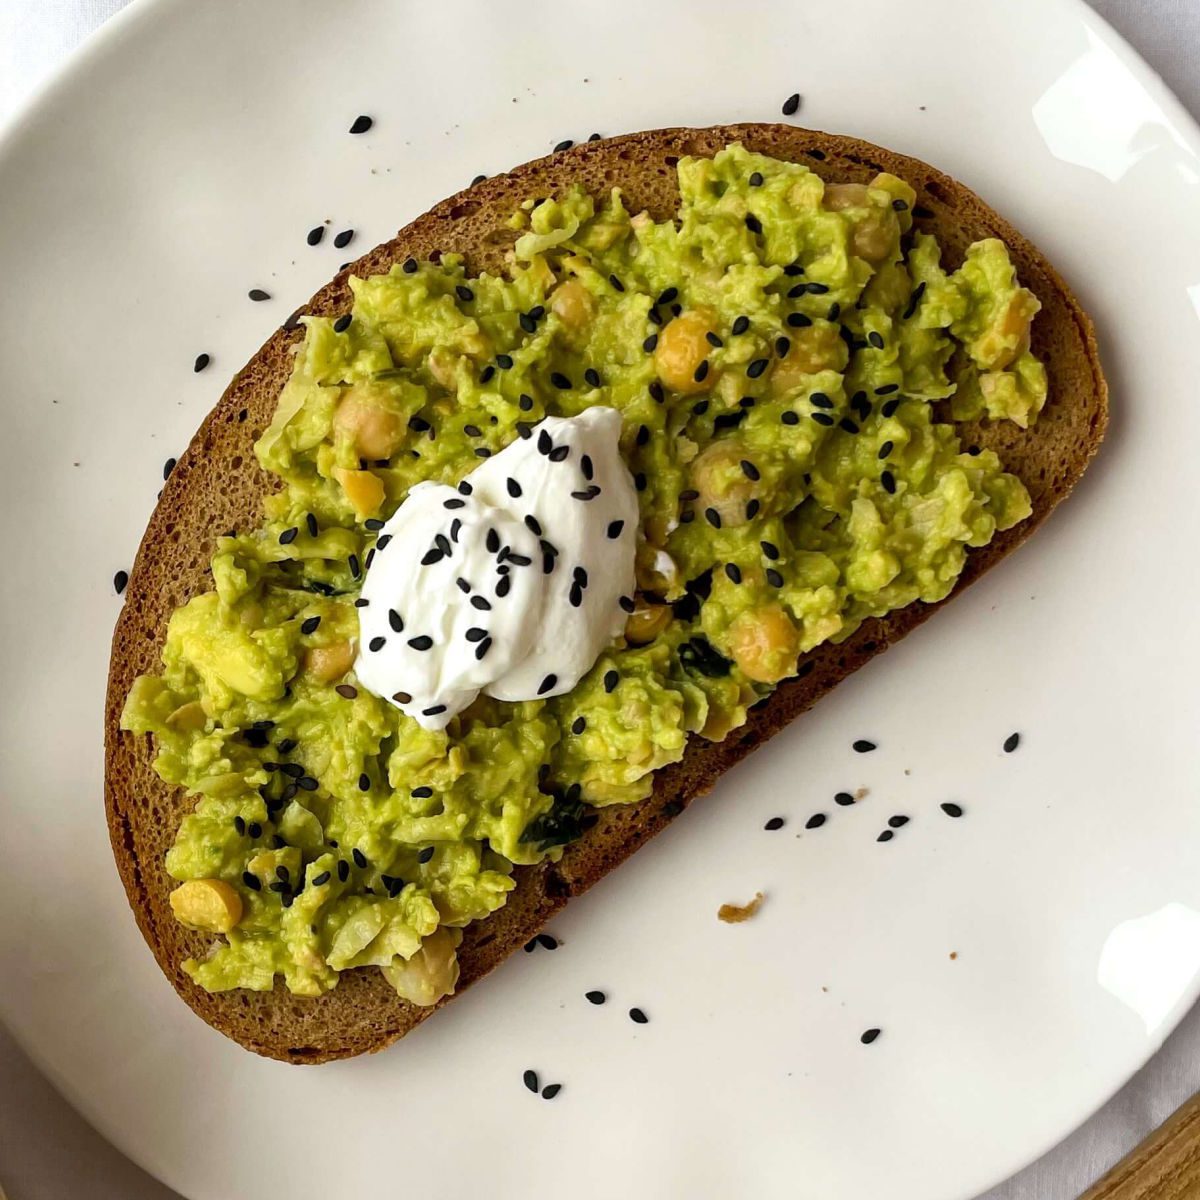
<box><xmin>122</xmin><ymin>143</ymin><xmax>1041</xmax><ymax>999</ymax></box>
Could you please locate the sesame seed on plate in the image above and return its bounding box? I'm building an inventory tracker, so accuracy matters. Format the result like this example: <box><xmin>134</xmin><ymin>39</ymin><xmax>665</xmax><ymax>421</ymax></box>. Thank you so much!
<box><xmin>764</xmin><ymin>816</ymin><xmax>785</xmax><ymax>831</ymax></box>
<box><xmin>629</xmin><ymin>1007</ymin><xmax>649</xmax><ymax>1024</ymax></box>
<box><xmin>782</xmin><ymin>92</ymin><xmax>801</xmax><ymax>116</ymax></box>
<box><xmin>585</xmin><ymin>990</ymin><xmax>606</xmax><ymax>1004</ymax></box>
<box><xmin>193</xmin><ymin>353</ymin><xmax>210</xmax><ymax>372</ymax></box>
<box><xmin>349</xmin><ymin>115</ymin><xmax>373</xmax><ymax>134</ymax></box>
<box><xmin>941</xmin><ymin>802</ymin><xmax>964</xmax><ymax>818</ymax></box>
<box><xmin>1004</xmin><ymin>732</ymin><xmax>1021</xmax><ymax>753</ymax></box>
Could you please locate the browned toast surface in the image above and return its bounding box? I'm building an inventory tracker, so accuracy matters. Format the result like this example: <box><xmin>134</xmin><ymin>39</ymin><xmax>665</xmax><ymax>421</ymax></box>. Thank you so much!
<box><xmin>104</xmin><ymin>124</ymin><xmax>1107</xmax><ymax>1062</ymax></box>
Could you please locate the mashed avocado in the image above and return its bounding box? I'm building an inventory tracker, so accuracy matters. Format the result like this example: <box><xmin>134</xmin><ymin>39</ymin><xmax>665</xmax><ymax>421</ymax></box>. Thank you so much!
<box><xmin>122</xmin><ymin>143</ymin><xmax>1042</xmax><ymax>1000</ymax></box>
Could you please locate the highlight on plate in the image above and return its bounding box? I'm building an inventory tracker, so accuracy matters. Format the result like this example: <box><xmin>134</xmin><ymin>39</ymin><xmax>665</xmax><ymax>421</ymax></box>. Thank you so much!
<box><xmin>120</xmin><ymin>141</ymin><xmax>1046</xmax><ymax>1006</ymax></box>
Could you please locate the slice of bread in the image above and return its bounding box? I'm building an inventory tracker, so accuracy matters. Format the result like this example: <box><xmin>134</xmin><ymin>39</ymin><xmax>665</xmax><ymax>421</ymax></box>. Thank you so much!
<box><xmin>104</xmin><ymin>124</ymin><xmax>1107</xmax><ymax>1063</ymax></box>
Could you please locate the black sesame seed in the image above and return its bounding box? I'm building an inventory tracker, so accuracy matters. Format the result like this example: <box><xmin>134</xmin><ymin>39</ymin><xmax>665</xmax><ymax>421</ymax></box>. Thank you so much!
<box><xmin>775</xmin><ymin>336</ymin><xmax>790</xmax><ymax>358</ymax></box>
<box><xmin>541</xmin><ymin>1083</ymin><xmax>562</xmax><ymax>1100</ymax></box>
<box><xmin>1004</xmin><ymin>732</ymin><xmax>1021</xmax><ymax>753</ymax></box>
<box><xmin>649</xmin><ymin>381</ymin><xmax>665</xmax><ymax>404</ymax></box>
<box><xmin>407</xmin><ymin>635</ymin><xmax>435</xmax><ymax>652</ymax></box>
<box><xmin>606</xmin><ymin>520</ymin><xmax>624</xmax><ymax>539</ymax></box>
<box><xmin>878</xmin><ymin>441</ymin><xmax>894</xmax><ymax>459</ymax></box>
<box><xmin>455</xmin><ymin>284</ymin><xmax>474</xmax><ymax>303</ymax></box>
<box><xmin>747</xmin><ymin>358</ymin><xmax>769</xmax><ymax>378</ymax></box>
<box><xmin>941</xmin><ymin>802</ymin><xmax>964</xmax><ymax>818</ymax></box>
<box><xmin>903</xmin><ymin>281</ymin><xmax>926</xmax><ymax>320</ymax></box>
<box><xmin>725</xmin><ymin>563</ymin><xmax>742</xmax><ymax>584</ymax></box>
<box><xmin>298</xmin><ymin>775</ymin><xmax>319</xmax><ymax>791</ymax></box>
<box><xmin>766</xmin><ymin>568</ymin><xmax>784</xmax><ymax>587</ymax></box>
<box><xmin>745</xmin><ymin>498</ymin><xmax>761</xmax><ymax>519</ymax></box>
<box><xmin>881</xmin><ymin>398</ymin><xmax>902</xmax><ymax>418</ymax></box>
<box><xmin>868</xmin><ymin>331</ymin><xmax>885</xmax><ymax>349</ymax></box>
<box><xmin>352</xmin><ymin>848</ymin><xmax>368</xmax><ymax>868</ymax></box>
<box><xmin>861</xmin><ymin>1028</ymin><xmax>882</xmax><ymax>1045</ymax></box>
<box><xmin>881</xmin><ymin>470</ymin><xmax>896</xmax><ymax>495</ymax></box>
<box><xmin>806</xmin><ymin>813</ymin><xmax>827</xmax><ymax>829</ymax></box>
<box><xmin>706</xmin><ymin>331</ymin><xmax>724</xmax><ymax>349</ymax></box>
<box><xmin>279</xmin><ymin>762</ymin><xmax>304</xmax><ymax>779</ymax></box>
<box><xmin>839</xmin><ymin>418</ymin><xmax>860</xmax><ymax>434</ymax></box>
<box><xmin>193</xmin><ymin>352</ymin><xmax>210</xmax><ymax>372</ymax></box>
<box><xmin>506</xmin><ymin>477</ymin><xmax>522</xmax><ymax>498</ymax></box>
<box><xmin>853</xmin><ymin>739</ymin><xmax>877</xmax><ymax>753</ymax></box>
<box><xmin>420</xmin><ymin>547</ymin><xmax>443</xmax><ymax>566</ymax></box>
<box><xmin>608</xmin><ymin>273</ymin><xmax>625</xmax><ymax>293</ymax></box>
<box><xmin>731</xmin><ymin>316</ymin><xmax>751</xmax><ymax>337</ymax></box>
<box><xmin>335</xmin><ymin>684</ymin><xmax>358</xmax><ymax>700</ymax></box>
<box><xmin>760</xmin><ymin>541</ymin><xmax>779</xmax><ymax>560</ymax></box>
<box><xmin>333</xmin><ymin>229</ymin><xmax>354</xmax><ymax>250</ymax></box>
<box><xmin>337</xmin><ymin>860</ymin><xmax>350</xmax><ymax>882</ymax></box>
<box><xmin>692</xmin><ymin>400</ymin><xmax>710</xmax><ymax>416</ymax></box>
<box><xmin>278</xmin><ymin>526</ymin><xmax>299</xmax><ymax>545</ymax></box>
<box><xmin>248</xmin><ymin>288</ymin><xmax>271</xmax><ymax>301</ymax></box>
<box><xmin>475</xmin><ymin>636</ymin><xmax>493</xmax><ymax>659</ymax></box>
<box><xmin>474</xmin><ymin>448</ymin><xmax>492</xmax><ymax>458</ymax></box>
<box><xmin>679</xmin><ymin>488</ymin><xmax>700</xmax><ymax>502</ymax></box>
<box><xmin>585</xmin><ymin>989</ymin><xmax>606</xmax><ymax>1004</ymax></box>
<box><xmin>783</xmin><ymin>263</ymin><xmax>804</xmax><ymax>276</ymax></box>
<box><xmin>470</xmin><ymin>595</ymin><xmax>491</xmax><ymax>611</ymax></box>
<box><xmin>402</xmin><ymin>257</ymin><xmax>418</xmax><ymax>273</ymax></box>
<box><xmin>551</xmin><ymin>371</ymin><xmax>572</xmax><ymax>390</ymax></box>
<box><xmin>877</xmin><ymin>830</ymin><xmax>894</xmax><ymax>843</ymax></box>
<box><xmin>629</xmin><ymin>1007</ymin><xmax>649</xmax><ymax>1024</ymax></box>
<box><xmin>536</xmin><ymin>674</ymin><xmax>558</xmax><ymax>696</ymax></box>
<box><xmin>333</xmin><ymin>313</ymin><xmax>353</xmax><ymax>334</ymax></box>
<box><xmin>161</xmin><ymin>456</ymin><xmax>178</xmax><ymax>481</ymax></box>
<box><xmin>693</xmin><ymin>360</ymin><xmax>710</xmax><ymax>383</ymax></box>
<box><xmin>786</xmin><ymin>312</ymin><xmax>812</xmax><ymax>328</ymax></box>
<box><xmin>247</xmin><ymin>821</ymin><xmax>263</xmax><ymax>838</ymax></box>
<box><xmin>619</xmin><ymin>595</ymin><xmax>635</xmax><ymax>613</ymax></box>
<box><xmin>834</xmin><ymin>791</ymin><xmax>855</xmax><ymax>806</ymax></box>
<box><xmin>554</xmin><ymin>138</ymin><xmax>574</xmax><ymax>152</ymax></box>
<box><xmin>479</xmin><ymin>365</ymin><xmax>495</xmax><ymax>384</ymax></box>
<box><xmin>745</xmin><ymin>213</ymin><xmax>763</xmax><ymax>234</ymax></box>
<box><xmin>764</xmin><ymin>816</ymin><xmax>785</xmax><ymax>831</ymax></box>
<box><xmin>113</xmin><ymin>570</ymin><xmax>129</xmax><ymax>594</ymax></box>
<box><xmin>604</xmin><ymin>669</ymin><xmax>619</xmax><ymax>693</ymax></box>
<box><xmin>888</xmin><ymin>815</ymin><xmax>909</xmax><ymax>829</ymax></box>
<box><xmin>349</xmin><ymin>114</ymin><xmax>373</xmax><ymax>134</ymax></box>
<box><xmin>679</xmin><ymin>510</ymin><xmax>695</xmax><ymax>524</ymax></box>
<box><xmin>811</xmin><ymin>412</ymin><xmax>834</xmax><ymax>427</ymax></box>
<box><xmin>234</xmin><ymin>815</ymin><xmax>246</xmax><ymax>835</ymax></box>
<box><xmin>656</xmin><ymin>287</ymin><xmax>678</xmax><ymax>306</ymax></box>
<box><xmin>704</xmin><ymin>507</ymin><xmax>722</xmax><ymax>529</ymax></box>
<box><xmin>368</xmin><ymin>636</ymin><xmax>386</xmax><ymax>652</ymax></box>
<box><xmin>781</xmin><ymin>411</ymin><xmax>800</xmax><ymax>426</ymax></box>
<box><xmin>523</xmin><ymin>1069</ymin><xmax>540</xmax><ymax>1093</ymax></box>
<box><xmin>311</xmin><ymin>871</ymin><xmax>331</xmax><ymax>887</ymax></box>
<box><xmin>242</xmin><ymin>871</ymin><xmax>261</xmax><ymax>890</ymax></box>
<box><xmin>300</xmin><ymin>616</ymin><xmax>321</xmax><ymax>635</ymax></box>
<box><xmin>787</xmin><ymin>283</ymin><xmax>807</xmax><ymax>300</ymax></box>
<box><xmin>536</xmin><ymin>933</ymin><xmax>559</xmax><ymax>950</ymax></box>
<box><xmin>782</xmin><ymin>92</ymin><xmax>801</xmax><ymax>115</ymax></box>
<box><xmin>408</xmin><ymin>415</ymin><xmax>431</xmax><ymax>432</ymax></box>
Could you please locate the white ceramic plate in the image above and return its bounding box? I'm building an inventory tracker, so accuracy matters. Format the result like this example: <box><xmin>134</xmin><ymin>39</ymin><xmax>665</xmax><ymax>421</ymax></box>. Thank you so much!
<box><xmin>2</xmin><ymin>1</ymin><xmax>1199</xmax><ymax>1197</ymax></box>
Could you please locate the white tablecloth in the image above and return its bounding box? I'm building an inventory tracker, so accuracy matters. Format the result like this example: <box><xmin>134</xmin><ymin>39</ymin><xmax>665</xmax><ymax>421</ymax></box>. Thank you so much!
<box><xmin>1</xmin><ymin>2</ymin><xmax>1197</xmax><ymax>1197</ymax></box>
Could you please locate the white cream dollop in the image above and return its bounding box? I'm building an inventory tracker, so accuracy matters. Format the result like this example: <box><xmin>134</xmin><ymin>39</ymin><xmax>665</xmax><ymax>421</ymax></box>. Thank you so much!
<box><xmin>354</xmin><ymin>407</ymin><xmax>639</xmax><ymax>730</ymax></box>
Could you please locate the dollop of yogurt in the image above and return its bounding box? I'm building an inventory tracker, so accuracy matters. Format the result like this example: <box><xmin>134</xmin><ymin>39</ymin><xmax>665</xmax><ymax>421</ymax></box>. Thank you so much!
<box><xmin>355</xmin><ymin>407</ymin><xmax>639</xmax><ymax>730</ymax></box>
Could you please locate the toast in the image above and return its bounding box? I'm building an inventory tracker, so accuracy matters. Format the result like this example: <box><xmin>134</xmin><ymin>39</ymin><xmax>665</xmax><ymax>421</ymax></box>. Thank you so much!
<box><xmin>104</xmin><ymin>123</ymin><xmax>1107</xmax><ymax>1062</ymax></box>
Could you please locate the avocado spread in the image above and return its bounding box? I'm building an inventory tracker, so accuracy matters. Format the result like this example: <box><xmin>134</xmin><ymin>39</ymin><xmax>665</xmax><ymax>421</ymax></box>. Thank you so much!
<box><xmin>122</xmin><ymin>143</ymin><xmax>1043</xmax><ymax>1001</ymax></box>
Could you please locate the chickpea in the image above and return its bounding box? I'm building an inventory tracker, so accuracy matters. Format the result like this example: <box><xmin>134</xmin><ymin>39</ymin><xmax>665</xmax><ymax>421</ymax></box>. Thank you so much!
<box><xmin>427</xmin><ymin>348</ymin><xmax>459</xmax><ymax>392</ymax></box>
<box><xmin>772</xmin><ymin>323</ymin><xmax>846</xmax><ymax>391</ymax></box>
<box><xmin>851</xmin><ymin>214</ymin><xmax>894</xmax><ymax>264</ymax></box>
<box><xmin>333</xmin><ymin>386</ymin><xmax>404</xmax><ymax>460</ymax></box>
<box><xmin>624</xmin><ymin>600</ymin><xmax>672</xmax><ymax>645</ymax></box>
<box><xmin>976</xmin><ymin>290</ymin><xmax>1038</xmax><ymax>370</ymax></box>
<box><xmin>823</xmin><ymin>182</ymin><xmax>871</xmax><ymax>212</ymax></box>
<box><xmin>728</xmin><ymin>604</ymin><xmax>801</xmax><ymax>684</ymax></box>
<box><xmin>689</xmin><ymin>440</ymin><xmax>761</xmax><ymax>528</ymax></box>
<box><xmin>655</xmin><ymin>309</ymin><xmax>718</xmax><ymax>394</ymax></box>
<box><xmin>305</xmin><ymin>640</ymin><xmax>356</xmax><ymax>683</ymax></box>
<box><xmin>169</xmin><ymin>878</ymin><xmax>243</xmax><ymax>933</ymax></box>
<box><xmin>635</xmin><ymin>543</ymin><xmax>679</xmax><ymax>594</ymax></box>
<box><xmin>550</xmin><ymin>279</ymin><xmax>595</xmax><ymax>330</ymax></box>
<box><xmin>383</xmin><ymin>926</ymin><xmax>461</xmax><ymax>1007</ymax></box>
<box><xmin>333</xmin><ymin>467</ymin><xmax>385</xmax><ymax>518</ymax></box>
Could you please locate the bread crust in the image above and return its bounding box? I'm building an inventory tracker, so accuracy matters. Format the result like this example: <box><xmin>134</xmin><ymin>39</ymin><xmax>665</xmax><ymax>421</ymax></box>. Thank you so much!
<box><xmin>104</xmin><ymin>124</ymin><xmax>1107</xmax><ymax>1062</ymax></box>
